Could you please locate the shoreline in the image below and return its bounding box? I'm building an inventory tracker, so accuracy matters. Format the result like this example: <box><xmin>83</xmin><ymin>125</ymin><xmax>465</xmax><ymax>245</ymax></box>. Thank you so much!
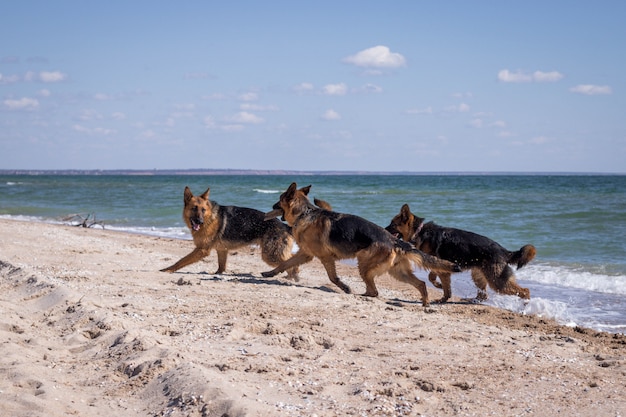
<box><xmin>1</xmin><ymin>218</ymin><xmax>625</xmax><ymax>416</ymax></box>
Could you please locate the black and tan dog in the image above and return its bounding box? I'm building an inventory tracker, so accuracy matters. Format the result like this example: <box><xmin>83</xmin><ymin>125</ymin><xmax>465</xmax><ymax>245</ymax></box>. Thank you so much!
<box><xmin>385</xmin><ymin>203</ymin><xmax>535</xmax><ymax>303</ymax></box>
<box><xmin>260</xmin><ymin>183</ymin><xmax>460</xmax><ymax>306</ymax></box>
<box><xmin>161</xmin><ymin>186</ymin><xmax>298</xmax><ymax>278</ymax></box>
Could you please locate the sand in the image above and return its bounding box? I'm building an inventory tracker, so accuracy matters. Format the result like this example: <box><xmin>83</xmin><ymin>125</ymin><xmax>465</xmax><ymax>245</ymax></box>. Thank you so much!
<box><xmin>1</xmin><ymin>218</ymin><xmax>625</xmax><ymax>417</ymax></box>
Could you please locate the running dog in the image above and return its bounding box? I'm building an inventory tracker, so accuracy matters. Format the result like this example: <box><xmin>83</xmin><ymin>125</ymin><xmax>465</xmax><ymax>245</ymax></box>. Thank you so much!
<box><xmin>261</xmin><ymin>183</ymin><xmax>460</xmax><ymax>306</ymax></box>
<box><xmin>385</xmin><ymin>203</ymin><xmax>535</xmax><ymax>302</ymax></box>
<box><xmin>161</xmin><ymin>186</ymin><xmax>298</xmax><ymax>278</ymax></box>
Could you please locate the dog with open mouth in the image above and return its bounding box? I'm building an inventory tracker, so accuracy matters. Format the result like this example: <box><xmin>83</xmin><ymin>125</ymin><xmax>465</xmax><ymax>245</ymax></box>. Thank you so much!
<box><xmin>161</xmin><ymin>186</ymin><xmax>298</xmax><ymax>278</ymax></box>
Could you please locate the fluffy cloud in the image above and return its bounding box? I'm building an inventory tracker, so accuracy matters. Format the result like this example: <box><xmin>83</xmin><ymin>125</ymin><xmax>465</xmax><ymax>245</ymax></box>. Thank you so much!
<box><xmin>498</xmin><ymin>69</ymin><xmax>563</xmax><ymax>83</ymax></box>
<box><xmin>323</xmin><ymin>83</ymin><xmax>347</xmax><ymax>96</ymax></box>
<box><xmin>569</xmin><ymin>84</ymin><xmax>612</xmax><ymax>95</ymax></box>
<box><xmin>533</xmin><ymin>71</ymin><xmax>564</xmax><ymax>82</ymax></box>
<box><xmin>39</xmin><ymin>71</ymin><xmax>67</xmax><ymax>82</ymax></box>
<box><xmin>240</xmin><ymin>103</ymin><xmax>279</xmax><ymax>111</ymax></box>
<box><xmin>229</xmin><ymin>111</ymin><xmax>264</xmax><ymax>124</ymax></box>
<box><xmin>3</xmin><ymin>97</ymin><xmax>39</xmax><ymax>110</ymax></box>
<box><xmin>343</xmin><ymin>46</ymin><xmax>406</xmax><ymax>68</ymax></box>
<box><xmin>321</xmin><ymin>109</ymin><xmax>341</xmax><ymax>120</ymax></box>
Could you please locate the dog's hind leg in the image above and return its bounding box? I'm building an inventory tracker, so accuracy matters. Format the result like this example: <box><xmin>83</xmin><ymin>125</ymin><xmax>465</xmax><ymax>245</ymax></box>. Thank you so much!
<box><xmin>320</xmin><ymin>258</ymin><xmax>352</xmax><ymax>294</ymax></box>
<box><xmin>388</xmin><ymin>259</ymin><xmax>430</xmax><ymax>306</ymax></box>
<box><xmin>428</xmin><ymin>272</ymin><xmax>443</xmax><ymax>289</ymax></box>
<box><xmin>261</xmin><ymin>250</ymin><xmax>313</xmax><ymax>278</ymax></box>
<box><xmin>493</xmin><ymin>265</ymin><xmax>531</xmax><ymax>299</ymax></box>
<box><xmin>469</xmin><ymin>268</ymin><xmax>489</xmax><ymax>302</ymax></box>
<box><xmin>261</xmin><ymin>233</ymin><xmax>299</xmax><ymax>280</ymax></box>
<box><xmin>434</xmin><ymin>272</ymin><xmax>452</xmax><ymax>303</ymax></box>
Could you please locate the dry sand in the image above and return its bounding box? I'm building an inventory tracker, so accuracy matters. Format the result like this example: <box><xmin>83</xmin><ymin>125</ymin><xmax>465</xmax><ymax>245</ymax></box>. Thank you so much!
<box><xmin>1</xmin><ymin>218</ymin><xmax>625</xmax><ymax>417</ymax></box>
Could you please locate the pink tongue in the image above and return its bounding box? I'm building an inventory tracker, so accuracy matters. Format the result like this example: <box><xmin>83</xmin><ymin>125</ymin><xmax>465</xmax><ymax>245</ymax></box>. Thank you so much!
<box><xmin>193</xmin><ymin>224</ymin><xmax>201</xmax><ymax>231</ymax></box>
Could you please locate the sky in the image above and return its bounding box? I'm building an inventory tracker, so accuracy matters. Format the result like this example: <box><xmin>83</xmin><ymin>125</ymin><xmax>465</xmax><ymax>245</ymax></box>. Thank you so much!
<box><xmin>1</xmin><ymin>1</ymin><xmax>625</xmax><ymax>173</ymax></box>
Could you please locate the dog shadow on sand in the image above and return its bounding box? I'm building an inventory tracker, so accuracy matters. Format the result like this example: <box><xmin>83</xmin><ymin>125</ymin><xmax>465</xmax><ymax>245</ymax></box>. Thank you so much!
<box><xmin>169</xmin><ymin>271</ymin><xmax>477</xmax><ymax>305</ymax></box>
<box><xmin>169</xmin><ymin>271</ymin><xmax>339</xmax><ymax>294</ymax></box>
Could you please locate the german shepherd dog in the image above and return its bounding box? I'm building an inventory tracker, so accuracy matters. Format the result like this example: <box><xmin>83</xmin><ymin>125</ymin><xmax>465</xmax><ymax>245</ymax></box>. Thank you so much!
<box><xmin>260</xmin><ymin>183</ymin><xmax>461</xmax><ymax>306</ymax></box>
<box><xmin>161</xmin><ymin>186</ymin><xmax>298</xmax><ymax>278</ymax></box>
<box><xmin>385</xmin><ymin>204</ymin><xmax>535</xmax><ymax>303</ymax></box>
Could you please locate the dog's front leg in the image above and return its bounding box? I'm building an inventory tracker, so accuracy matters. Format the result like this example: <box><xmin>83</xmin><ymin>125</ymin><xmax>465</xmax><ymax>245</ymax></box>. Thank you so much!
<box><xmin>160</xmin><ymin>247</ymin><xmax>211</xmax><ymax>273</ymax></box>
<box><xmin>215</xmin><ymin>249</ymin><xmax>228</xmax><ymax>274</ymax></box>
<box><xmin>261</xmin><ymin>250</ymin><xmax>313</xmax><ymax>277</ymax></box>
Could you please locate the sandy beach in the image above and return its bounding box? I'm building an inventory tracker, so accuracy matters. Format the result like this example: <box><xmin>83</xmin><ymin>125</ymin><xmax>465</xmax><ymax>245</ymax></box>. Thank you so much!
<box><xmin>1</xmin><ymin>218</ymin><xmax>625</xmax><ymax>416</ymax></box>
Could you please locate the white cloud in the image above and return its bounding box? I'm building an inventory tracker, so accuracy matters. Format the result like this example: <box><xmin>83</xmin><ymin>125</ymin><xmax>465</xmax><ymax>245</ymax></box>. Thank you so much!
<box><xmin>533</xmin><ymin>71</ymin><xmax>564</xmax><ymax>82</ymax></box>
<box><xmin>444</xmin><ymin>103</ymin><xmax>470</xmax><ymax>113</ymax></box>
<box><xmin>39</xmin><ymin>71</ymin><xmax>67</xmax><ymax>82</ymax></box>
<box><xmin>202</xmin><ymin>93</ymin><xmax>228</xmax><ymax>100</ymax></box>
<box><xmin>111</xmin><ymin>112</ymin><xmax>126</xmax><ymax>120</ymax></box>
<box><xmin>221</xmin><ymin>124</ymin><xmax>244</xmax><ymax>132</ymax></box>
<box><xmin>73</xmin><ymin>124</ymin><xmax>90</xmax><ymax>133</ymax></box>
<box><xmin>240</xmin><ymin>103</ymin><xmax>279</xmax><ymax>111</ymax></box>
<box><xmin>354</xmin><ymin>83</ymin><xmax>383</xmax><ymax>94</ymax></box>
<box><xmin>343</xmin><ymin>45</ymin><xmax>406</xmax><ymax>68</ymax></box>
<box><xmin>498</xmin><ymin>69</ymin><xmax>564</xmax><ymax>83</ymax></box>
<box><xmin>530</xmin><ymin>136</ymin><xmax>550</xmax><ymax>144</ymax></box>
<box><xmin>73</xmin><ymin>124</ymin><xmax>116</xmax><ymax>135</ymax></box>
<box><xmin>78</xmin><ymin>109</ymin><xmax>102</xmax><ymax>121</ymax></box>
<box><xmin>321</xmin><ymin>109</ymin><xmax>341</xmax><ymax>120</ymax></box>
<box><xmin>569</xmin><ymin>84</ymin><xmax>612</xmax><ymax>95</ymax></box>
<box><xmin>293</xmin><ymin>82</ymin><xmax>314</xmax><ymax>93</ymax></box>
<box><xmin>498</xmin><ymin>69</ymin><xmax>532</xmax><ymax>83</ymax></box>
<box><xmin>229</xmin><ymin>111</ymin><xmax>264</xmax><ymax>124</ymax></box>
<box><xmin>0</xmin><ymin>73</ymin><xmax>19</xmax><ymax>84</ymax></box>
<box><xmin>4</xmin><ymin>97</ymin><xmax>39</xmax><ymax>110</ymax></box>
<box><xmin>323</xmin><ymin>83</ymin><xmax>347</xmax><ymax>96</ymax></box>
<box><xmin>38</xmin><ymin>89</ymin><xmax>51</xmax><ymax>97</ymax></box>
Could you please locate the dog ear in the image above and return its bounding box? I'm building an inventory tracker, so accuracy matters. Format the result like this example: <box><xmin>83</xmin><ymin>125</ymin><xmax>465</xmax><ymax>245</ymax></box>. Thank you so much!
<box><xmin>200</xmin><ymin>187</ymin><xmax>210</xmax><ymax>200</ymax></box>
<box><xmin>184</xmin><ymin>186</ymin><xmax>193</xmax><ymax>204</ymax></box>
<box><xmin>301</xmin><ymin>185</ymin><xmax>312</xmax><ymax>195</ymax></box>
<box><xmin>400</xmin><ymin>204</ymin><xmax>411</xmax><ymax>221</ymax></box>
<box><xmin>284</xmin><ymin>182</ymin><xmax>298</xmax><ymax>199</ymax></box>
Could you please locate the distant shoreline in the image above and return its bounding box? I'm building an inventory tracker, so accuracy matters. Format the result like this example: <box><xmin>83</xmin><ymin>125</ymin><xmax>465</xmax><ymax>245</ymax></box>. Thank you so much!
<box><xmin>0</xmin><ymin>169</ymin><xmax>621</xmax><ymax>176</ymax></box>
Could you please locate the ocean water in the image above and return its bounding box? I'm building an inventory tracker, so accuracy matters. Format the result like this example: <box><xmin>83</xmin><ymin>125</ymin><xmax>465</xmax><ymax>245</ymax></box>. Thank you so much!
<box><xmin>1</xmin><ymin>173</ymin><xmax>625</xmax><ymax>334</ymax></box>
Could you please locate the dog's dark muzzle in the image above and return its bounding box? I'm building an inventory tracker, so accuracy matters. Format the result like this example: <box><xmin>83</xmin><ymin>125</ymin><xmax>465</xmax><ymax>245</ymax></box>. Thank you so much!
<box><xmin>189</xmin><ymin>216</ymin><xmax>203</xmax><ymax>231</ymax></box>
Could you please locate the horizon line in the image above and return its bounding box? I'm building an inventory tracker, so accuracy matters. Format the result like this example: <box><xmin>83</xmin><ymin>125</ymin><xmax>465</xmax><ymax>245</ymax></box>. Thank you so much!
<box><xmin>1</xmin><ymin>168</ymin><xmax>623</xmax><ymax>176</ymax></box>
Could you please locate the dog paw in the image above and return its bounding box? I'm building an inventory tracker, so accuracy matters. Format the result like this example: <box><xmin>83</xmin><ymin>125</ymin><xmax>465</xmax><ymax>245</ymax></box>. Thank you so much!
<box><xmin>261</xmin><ymin>271</ymin><xmax>275</xmax><ymax>278</ymax></box>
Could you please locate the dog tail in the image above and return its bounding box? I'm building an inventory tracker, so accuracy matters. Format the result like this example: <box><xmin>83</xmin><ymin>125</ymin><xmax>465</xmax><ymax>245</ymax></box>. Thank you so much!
<box><xmin>509</xmin><ymin>244</ymin><xmax>537</xmax><ymax>269</ymax></box>
<box><xmin>394</xmin><ymin>238</ymin><xmax>460</xmax><ymax>273</ymax></box>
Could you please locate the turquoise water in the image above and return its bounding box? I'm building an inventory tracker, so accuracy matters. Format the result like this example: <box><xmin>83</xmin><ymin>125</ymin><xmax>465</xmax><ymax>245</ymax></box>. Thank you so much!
<box><xmin>1</xmin><ymin>174</ymin><xmax>625</xmax><ymax>333</ymax></box>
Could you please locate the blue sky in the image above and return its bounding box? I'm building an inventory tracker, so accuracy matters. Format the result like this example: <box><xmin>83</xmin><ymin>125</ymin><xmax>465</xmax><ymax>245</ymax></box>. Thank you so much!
<box><xmin>1</xmin><ymin>1</ymin><xmax>624</xmax><ymax>173</ymax></box>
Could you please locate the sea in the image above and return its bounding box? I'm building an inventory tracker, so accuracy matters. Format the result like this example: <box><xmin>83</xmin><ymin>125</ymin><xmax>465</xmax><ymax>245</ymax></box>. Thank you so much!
<box><xmin>1</xmin><ymin>173</ymin><xmax>625</xmax><ymax>334</ymax></box>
